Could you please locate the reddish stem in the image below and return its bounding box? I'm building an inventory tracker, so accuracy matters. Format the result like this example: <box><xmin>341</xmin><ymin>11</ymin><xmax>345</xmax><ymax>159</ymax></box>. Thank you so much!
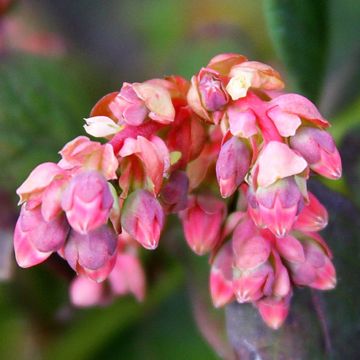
<box><xmin>245</xmin><ymin>92</ymin><xmax>282</xmax><ymax>143</ymax></box>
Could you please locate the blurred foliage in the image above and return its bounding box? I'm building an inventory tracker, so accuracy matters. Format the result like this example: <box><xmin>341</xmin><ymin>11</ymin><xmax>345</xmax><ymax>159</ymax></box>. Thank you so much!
<box><xmin>0</xmin><ymin>0</ymin><xmax>360</xmax><ymax>359</ymax></box>
<box><xmin>264</xmin><ymin>0</ymin><xmax>328</xmax><ymax>102</ymax></box>
<box><xmin>0</xmin><ymin>55</ymin><xmax>98</xmax><ymax>194</ymax></box>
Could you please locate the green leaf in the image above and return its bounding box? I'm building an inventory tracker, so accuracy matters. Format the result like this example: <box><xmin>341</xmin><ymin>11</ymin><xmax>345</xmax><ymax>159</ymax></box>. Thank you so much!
<box><xmin>263</xmin><ymin>0</ymin><xmax>328</xmax><ymax>101</ymax></box>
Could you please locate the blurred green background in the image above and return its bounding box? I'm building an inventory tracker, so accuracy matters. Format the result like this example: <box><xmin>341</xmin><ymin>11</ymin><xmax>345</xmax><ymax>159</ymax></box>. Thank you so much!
<box><xmin>0</xmin><ymin>0</ymin><xmax>360</xmax><ymax>359</ymax></box>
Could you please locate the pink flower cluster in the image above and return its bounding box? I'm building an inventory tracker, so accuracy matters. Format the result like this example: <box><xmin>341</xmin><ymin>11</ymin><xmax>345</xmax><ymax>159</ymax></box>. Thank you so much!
<box><xmin>14</xmin><ymin>54</ymin><xmax>341</xmax><ymax>327</ymax></box>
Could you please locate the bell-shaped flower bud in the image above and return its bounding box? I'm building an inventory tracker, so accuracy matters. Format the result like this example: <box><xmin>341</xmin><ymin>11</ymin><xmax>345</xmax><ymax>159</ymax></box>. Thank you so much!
<box><xmin>119</xmin><ymin>135</ymin><xmax>170</xmax><ymax>195</ymax></box>
<box><xmin>268</xmin><ymin>94</ymin><xmax>329</xmax><ymax>128</ymax></box>
<box><xmin>59</xmin><ymin>136</ymin><xmax>118</xmax><ymax>180</ymax></box>
<box><xmin>198</xmin><ymin>68</ymin><xmax>229</xmax><ymax>112</ymax></box>
<box><xmin>70</xmin><ymin>276</ymin><xmax>105</xmax><ymax>307</ymax></box>
<box><xmin>110</xmin><ymin>82</ymin><xmax>149</xmax><ymax>125</ymax></box>
<box><xmin>14</xmin><ymin>205</ymin><xmax>69</xmax><ymax>268</ymax></box>
<box><xmin>287</xmin><ymin>234</ymin><xmax>336</xmax><ymax>290</ymax></box>
<box><xmin>226</xmin><ymin>102</ymin><xmax>258</xmax><ymax>138</ymax></box>
<box><xmin>16</xmin><ymin>162</ymin><xmax>65</xmax><ymax>206</ymax></box>
<box><xmin>232</xmin><ymin>218</ymin><xmax>273</xmax><ymax>302</ymax></box>
<box><xmin>187</xmin><ymin>68</ymin><xmax>229</xmax><ymax>122</ymax></box>
<box><xmin>256</xmin><ymin>295</ymin><xmax>291</xmax><ymax>330</ymax></box>
<box><xmin>293</xmin><ymin>192</ymin><xmax>328</xmax><ymax>232</ymax></box>
<box><xmin>108</xmin><ymin>252</ymin><xmax>146</xmax><ymax>301</ymax></box>
<box><xmin>61</xmin><ymin>171</ymin><xmax>114</xmax><ymax>234</ymax></box>
<box><xmin>179</xmin><ymin>194</ymin><xmax>226</xmax><ymax>255</ymax></box>
<box><xmin>290</xmin><ymin>127</ymin><xmax>342</xmax><ymax>179</ymax></box>
<box><xmin>110</xmin><ymin>81</ymin><xmax>175</xmax><ymax>125</ymax></box>
<box><xmin>275</xmin><ymin>235</ymin><xmax>305</xmax><ymax>264</ymax></box>
<box><xmin>216</xmin><ymin>136</ymin><xmax>251</xmax><ymax>198</ymax></box>
<box><xmin>254</xmin><ymin>141</ymin><xmax>308</xmax><ymax>188</ymax></box>
<box><xmin>233</xmin><ymin>262</ymin><xmax>274</xmax><ymax>303</ymax></box>
<box><xmin>160</xmin><ymin>171</ymin><xmax>189</xmax><ymax>213</ymax></box>
<box><xmin>121</xmin><ymin>190</ymin><xmax>165</xmax><ymax>250</ymax></box>
<box><xmin>209</xmin><ymin>242</ymin><xmax>234</xmax><ymax>307</ymax></box>
<box><xmin>226</xmin><ymin>61</ymin><xmax>284</xmax><ymax>100</ymax></box>
<box><xmin>207</xmin><ymin>53</ymin><xmax>247</xmax><ymax>75</ymax></box>
<box><xmin>248</xmin><ymin>177</ymin><xmax>304</xmax><ymax>237</ymax></box>
<box><xmin>64</xmin><ymin>225</ymin><xmax>117</xmax><ymax>282</ymax></box>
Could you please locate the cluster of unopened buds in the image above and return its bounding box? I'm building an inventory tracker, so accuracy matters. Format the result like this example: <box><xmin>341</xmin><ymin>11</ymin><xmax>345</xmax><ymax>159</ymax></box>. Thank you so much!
<box><xmin>14</xmin><ymin>53</ymin><xmax>341</xmax><ymax>328</ymax></box>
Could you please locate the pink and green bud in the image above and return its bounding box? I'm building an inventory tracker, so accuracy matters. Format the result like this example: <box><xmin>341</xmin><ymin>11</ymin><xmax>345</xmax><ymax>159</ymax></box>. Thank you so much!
<box><xmin>14</xmin><ymin>205</ymin><xmax>69</xmax><ymax>268</ymax></box>
<box><xmin>64</xmin><ymin>225</ymin><xmax>117</xmax><ymax>282</ymax></box>
<box><xmin>179</xmin><ymin>194</ymin><xmax>226</xmax><ymax>255</ymax></box>
<box><xmin>160</xmin><ymin>171</ymin><xmax>189</xmax><ymax>213</ymax></box>
<box><xmin>249</xmin><ymin>177</ymin><xmax>304</xmax><ymax>237</ymax></box>
<box><xmin>209</xmin><ymin>242</ymin><xmax>234</xmax><ymax>308</ymax></box>
<box><xmin>256</xmin><ymin>295</ymin><xmax>291</xmax><ymax>330</ymax></box>
<box><xmin>216</xmin><ymin>136</ymin><xmax>251</xmax><ymax>198</ymax></box>
<box><xmin>121</xmin><ymin>189</ymin><xmax>165</xmax><ymax>250</ymax></box>
<box><xmin>61</xmin><ymin>171</ymin><xmax>114</xmax><ymax>234</ymax></box>
<box><xmin>110</xmin><ymin>81</ymin><xmax>175</xmax><ymax>125</ymax></box>
<box><xmin>294</xmin><ymin>192</ymin><xmax>328</xmax><ymax>232</ymax></box>
<box><xmin>290</xmin><ymin>127</ymin><xmax>342</xmax><ymax>179</ymax></box>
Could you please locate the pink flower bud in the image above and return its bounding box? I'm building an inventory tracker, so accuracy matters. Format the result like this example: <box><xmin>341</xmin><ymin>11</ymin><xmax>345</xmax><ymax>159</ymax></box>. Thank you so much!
<box><xmin>16</xmin><ymin>162</ymin><xmax>65</xmax><ymax>205</ymax></box>
<box><xmin>290</xmin><ymin>127</ymin><xmax>342</xmax><ymax>179</ymax></box>
<box><xmin>232</xmin><ymin>217</ymin><xmax>271</xmax><ymax>270</ymax></box>
<box><xmin>216</xmin><ymin>136</ymin><xmax>251</xmax><ymax>198</ymax></box>
<box><xmin>119</xmin><ymin>135</ymin><xmax>170</xmax><ymax>195</ymax></box>
<box><xmin>198</xmin><ymin>69</ymin><xmax>229</xmax><ymax>112</ymax></box>
<box><xmin>64</xmin><ymin>225</ymin><xmax>117</xmax><ymax>282</ymax></box>
<box><xmin>275</xmin><ymin>235</ymin><xmax>305</xmax><ymax>264</ymax></box>
<box><xmin>268</xmin><ymin>94</ymin><xmax>329</xmax><ymax>128</ymax></box>
<box><xmin>70</xmin><ymin>276</ymin><xmax>105</xmax><ymax>307</ymax></box>
<box><xmin>207</xmin><ymin>53</ymin><xmax>247</xmax><ymax>75</ymax></box>
<box><xmin>108</xmin><ymin>252</ymin><xmax>146</xmax><ymax>301</ymax></box>
<box><xmin>256</xmin><ymin>295</ymin><xmax>291</xmax><ymax>330</ymax></box>
<box><xmin>61</xmin><ymin>171</ymin><xmax>114</xmax><ymax>234</ymax></box>
<box><xmin>255</xmin><ymin>141</ymin><xmax>307</xmax><ymax>188</ymax></box>
<box><xmin>179</xmin><ymin>195</ymin><xmax>226</xmax><ymax>255</ymax></box>
<box><xmin>226</xmin><ymin>61</ymin><xmax>284</xmax><ymax>100</ymax></box>
<box><xmin>160</xmin><ymin>171</ymin><xmax>189</xmax><ymax>213</ymax></box>
<box><xmin>248</xmin><ymin>177</ymin><xmax>303</xmax><ymax>237</ymax></box>
<box><xmin>110</xmin><ymin>81</ymin><xmax>175</xmax><ymax>125</ymax></box>
<box><xmin>287</xmin><ymin>234</ymin><xmax>336</xmax><ymax>290</ymax></box>
<box><xmin>209</xmin><ymin>242</ymin><xmax>234</xmax><ymax>307</ymax></box>
<box><xmin>187</xmin><ymin>68</ymin><xmax>229</xmax><ymax>122</ymax></box>
<box><xmin>110</xmin><ymin>83</ymin><xmax>149</xmax><ymax>125</ymax></box>
<box><xmin>121</xmin><ymin>190</ymin><xmax>165</xmax><ymax>250</ymax></box>
<box><xmin>293</xmin><ymin>192</ymin><xmax>328</xmax><ymax>232</ymax></box>
<box><xmin>233</xmin><ymin>262</ymin><xmax>274</xmax><ymax>303</ymax></box>
<box><xmin>59</xmin><ymin>136</ymin><xmax>118</xmax><ymax>180</ymax></box>
<box><xmin>14</xmin><ymin>205</ymin><xmax>69</xmax><ymax>268</ymax></box>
